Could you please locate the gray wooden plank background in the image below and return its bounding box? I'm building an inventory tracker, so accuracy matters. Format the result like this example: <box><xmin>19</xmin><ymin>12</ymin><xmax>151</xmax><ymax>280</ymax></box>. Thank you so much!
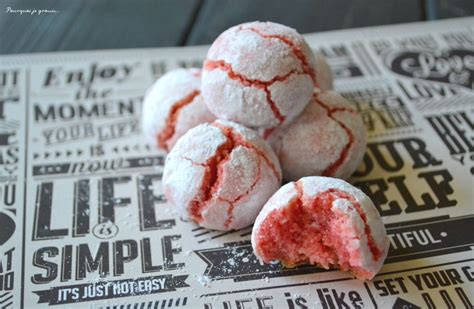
<box><xmin>0</xmin><ymin>0</ymin><xmax>202</xmax><ymax>54</ymax></box>
<box><xmin>185</xmin><ymin>0</ymin><xmax>421</xmax><ymax>45</ymax></box>
<box><xmin>437</xmin><ymin>0</ymin><xmax>474</xmax><ymax>18</ymax></box>
<box><xmin>0</xmin><ymin>0</ymin><xmax>472</xmax><ymax>54</ymax></box>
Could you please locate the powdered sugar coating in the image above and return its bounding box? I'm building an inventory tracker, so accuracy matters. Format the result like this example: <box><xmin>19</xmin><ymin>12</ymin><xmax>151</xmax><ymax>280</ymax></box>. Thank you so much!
<box><xmin>252</xmin><ymin>176</ymin><xmax>389</xmax><ymax>280</ymax></box>
<box><xmin>202</xmin><ymin>21</ymin><xmax>317</xmax><ymax>128</ymax></box>
<box><xmin>314</xmin><ymin>53</ymin><xmax>333</xmax><ymax>91</ymax></box>
<box><xmin>163</xmin><ymin>119</ymin><xmax>282</xmax><ymax>231</ymax></box>
<box><xmin>142</xmin><ymin>68</ymin><xmax>216</xmax><ymax>152</ymax></box>
<box><xmin>268</xmin><ymin>90</ymin><xmax>366</xmax><ymax>181</ymax></box>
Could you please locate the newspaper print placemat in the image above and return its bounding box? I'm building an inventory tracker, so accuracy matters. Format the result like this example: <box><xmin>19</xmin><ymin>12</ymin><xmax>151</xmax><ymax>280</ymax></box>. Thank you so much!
<box><xmin>0</xmin><ymin>17</ymin><xmax>473</xmax><ymax>308</ymax></box>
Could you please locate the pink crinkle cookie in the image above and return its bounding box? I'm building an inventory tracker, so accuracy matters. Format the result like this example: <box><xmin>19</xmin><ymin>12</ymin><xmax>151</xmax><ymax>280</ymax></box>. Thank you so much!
<box><xmin>267</xmin><ymin>90</ymin><xmax>366</xmax><ymax>181</ymax></box>
<box><xmin>252</xmin><ymin>176</ymin><xmax>389</xmax><ymax>280</ymax></box>
<box><xmin>202</xmin><ymin>21</ymin><xmax>323</xmax><ymax>129</ymax></box>
<box><xmin>142</xmin><ymin>68</ymin><xmax>216</xmax><ymax>152</ymax></box>
<box><xmin>315</xmin><ymin>52</ymin><xmax>333</xmax><ymax>91</ymax></box>
<box><xmin>163</xmin><ymin>120</ymin><xmax>282</xmax><ymax>231</ymax></box>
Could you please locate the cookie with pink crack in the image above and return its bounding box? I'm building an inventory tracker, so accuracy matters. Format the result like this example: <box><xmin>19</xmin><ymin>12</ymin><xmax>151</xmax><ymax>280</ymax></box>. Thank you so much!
<box><xmin>141</xmin><ymin>68</ymin><xmax>216</xmax><ymax>152</ymax></box>
<box><xmin>202</xmin><ymin>21</ymin><xmax>325</xmax><ymax>129</ymax></box>
<box><xmin>163</xmin><ymin>119</ymin><xmax>282</xmax><ymax>231</ymax></box>
<box><xmin>252</xmin><ymin>176</ymin><xmax>389</xmax><ymax>280</ymax></box>
<box><xmin>267</xmin><ymin>90</ymin><xmax>366</xmax><ymax>181</ymax></box>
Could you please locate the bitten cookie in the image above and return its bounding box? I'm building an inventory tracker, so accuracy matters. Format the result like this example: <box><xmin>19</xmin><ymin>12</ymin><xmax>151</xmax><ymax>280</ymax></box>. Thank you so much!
<box><xmin>252</xmin><ymin>176</ymin><xmax>389</xmax><ymax>280</ymax></box>
<box><xmin>163</xmin><ymin>120</ymin><xmax>282</xmax><ymax>231</ymax></box>
<box><xmin>267</xmin><ymin>91</ymin><xmax>366</xmax><ymax>181</ymax></box>
<box><xmin>142</xmin><ymin>68</ymin><xmax>216</xmax><ymax>152</ymax></box>
<box><xmin>202</xmin><ymin>21</ymin><xmax>319</xmax><ymax>129</ymax></box>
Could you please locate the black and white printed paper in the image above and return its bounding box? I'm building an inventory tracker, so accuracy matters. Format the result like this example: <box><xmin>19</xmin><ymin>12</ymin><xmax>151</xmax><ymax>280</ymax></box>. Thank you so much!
<box><xmin>0</xmin><ymin>17</ymin><xmax>473</xmax><ymax>308</ymax></box>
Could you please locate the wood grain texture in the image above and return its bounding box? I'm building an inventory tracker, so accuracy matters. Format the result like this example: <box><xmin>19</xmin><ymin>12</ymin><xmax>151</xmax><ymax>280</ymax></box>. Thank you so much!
<box><xmin>185</xmin><ymin>0</ymin><xmax>422</xmax><ymax>45</ymax></box>
<box><xmin>436</xmin><ymin>0</ymin><xmax>474</xmax><ymax>19</ymax></box>
<box><xmin>1</xmin><ymin>0</ymin><xmax>472</xmax><ymax>55</ymax></box>
<box><xmin>0</xmin><ymin>0</ymin><xmax>201</xmax><ymax>54</ymax></box>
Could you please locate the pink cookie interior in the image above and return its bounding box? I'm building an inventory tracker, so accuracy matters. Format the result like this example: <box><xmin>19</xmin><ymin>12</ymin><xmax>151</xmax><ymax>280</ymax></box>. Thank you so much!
<box><xmin>255</xmin><ymin>182</ymin><xmax>383</xmax><ymax>280</ymax></box>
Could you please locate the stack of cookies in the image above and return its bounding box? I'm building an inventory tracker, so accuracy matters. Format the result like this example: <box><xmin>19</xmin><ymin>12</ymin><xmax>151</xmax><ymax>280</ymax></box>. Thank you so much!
<box><xmin>142</xmin><ymin>22</ymin><xmax>388</xmax><ymax>280</ymax></box>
